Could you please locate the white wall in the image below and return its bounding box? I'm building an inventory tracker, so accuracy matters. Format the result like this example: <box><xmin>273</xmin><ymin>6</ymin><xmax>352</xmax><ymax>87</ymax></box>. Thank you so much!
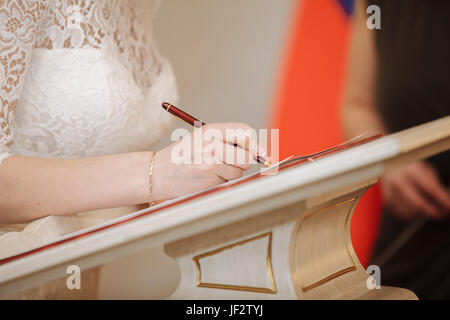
<box><xmin>99</xmin><ymin>0</ymin><xmax>296</xmax><ymax>299</ymax></box>
<box><xmin>154</xmin><ymin>0</ymin><xmax>296</xmax><ymax>139</ymax></box>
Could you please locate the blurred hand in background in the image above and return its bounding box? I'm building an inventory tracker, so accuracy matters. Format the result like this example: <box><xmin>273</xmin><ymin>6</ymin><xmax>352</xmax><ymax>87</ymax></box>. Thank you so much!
<box><xmin>381</xmin><ymin>161</ymin><xmax>450</xmax><ymax>222</ymax></box>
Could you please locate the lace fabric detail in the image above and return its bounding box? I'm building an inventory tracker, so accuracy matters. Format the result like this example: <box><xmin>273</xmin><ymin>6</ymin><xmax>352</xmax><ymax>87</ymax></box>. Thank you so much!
<box><xmin>0</xmin><ymin>0</ymin><xmax>177</xmax><ymax>162</ymax></box>
<box><xmin>0</xmin><ymin>0</ymin><xmax>43</xmax><ymax>161</ymax></box>
<box><xmin>35</xmin><ymin>0</ymin><xmax>162</xmax><ymax>89</ymax></box>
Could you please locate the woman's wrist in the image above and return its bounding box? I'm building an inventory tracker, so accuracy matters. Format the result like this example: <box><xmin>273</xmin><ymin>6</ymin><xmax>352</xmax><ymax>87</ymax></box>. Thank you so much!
<box><xmin>117</xmin><ymin>150</ymin><xmax>167</xmax><ymax>206</ymax></box>
<box><xmin>147</xmin><ymin>148</ymin><xmax>169</xmax><ymax>203</ymax></box>
<box><xmin>131</xmin><ymin>150</ymin><xmax>166</xmax><ymax>206</ymax></box>
<box><xmin>148</xmin><ymin>151</ymin><xmax>157</xmax><ymax>206</ymax></box>
<box><xmin>122</xmin><ymin>151</ymin><xmax>155</xmax><ymax>206</ymax></box>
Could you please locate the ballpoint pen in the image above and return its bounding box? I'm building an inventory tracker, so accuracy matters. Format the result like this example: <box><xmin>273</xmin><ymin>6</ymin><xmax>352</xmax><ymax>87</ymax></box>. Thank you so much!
<box><xmin>162</xmin><ymin>102</ymin><xmax>271</xmax><ymax>167</ymax></box>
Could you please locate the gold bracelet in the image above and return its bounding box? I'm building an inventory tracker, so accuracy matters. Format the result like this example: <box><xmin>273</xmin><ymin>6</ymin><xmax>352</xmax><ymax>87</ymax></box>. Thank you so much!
<box><xmin>148</xmin><ymin>152</ymin><xmax>157</xmax><ymax>206</ymax></box>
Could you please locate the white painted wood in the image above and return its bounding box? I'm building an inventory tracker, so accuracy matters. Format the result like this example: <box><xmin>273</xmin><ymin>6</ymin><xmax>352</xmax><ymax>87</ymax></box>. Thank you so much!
<box><xmin>169</xmin><ymin>222</ymin><xmax>299</xmax><ymax>300</ymax></box>
<box><xmin>198</xmin><ymin>236</ymin><xmax>271</xmax><ymax>288</ymax></box>
<box><xmin>0</xmin><ymin>116</ymin><xmax>448</xmax><ymax>298</ymax></box>
<box><xmin>0</xmin><ymin>136</ymin><xmax>399</xmax><ymax>292</ymax></box>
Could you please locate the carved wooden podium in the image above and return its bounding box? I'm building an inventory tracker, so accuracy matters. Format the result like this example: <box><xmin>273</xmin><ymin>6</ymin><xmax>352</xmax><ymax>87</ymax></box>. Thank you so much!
<box><xmin>0</xmin><ymin>116</ymin><xmax>449</xmax><ymax>299</ymax></box>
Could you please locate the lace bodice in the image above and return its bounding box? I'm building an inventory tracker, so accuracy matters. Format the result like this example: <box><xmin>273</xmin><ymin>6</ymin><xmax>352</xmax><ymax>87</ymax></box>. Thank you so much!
<box><xmin>0</xmin><ymin>0</ymin><xmax>177</xmax><ymax>163</ymax></box>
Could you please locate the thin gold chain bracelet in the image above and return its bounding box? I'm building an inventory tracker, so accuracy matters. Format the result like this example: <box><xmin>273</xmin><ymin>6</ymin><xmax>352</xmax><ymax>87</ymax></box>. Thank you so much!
<box><xmin>148</xmin><ymin>151</ymin><xmax>157</xmax><ymax>207</ymax></box>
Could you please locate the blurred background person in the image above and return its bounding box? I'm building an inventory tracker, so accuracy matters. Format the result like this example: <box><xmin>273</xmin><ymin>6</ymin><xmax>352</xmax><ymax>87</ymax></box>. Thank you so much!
<box><xmin>342</xmin><ymin>0</ymin><xmax>450</xmax><ymax>299</ymax></box>
<box><xmin>271</xmin><ymin>0</ymin><xmax>383</xmax><ymax>267</ymax></box>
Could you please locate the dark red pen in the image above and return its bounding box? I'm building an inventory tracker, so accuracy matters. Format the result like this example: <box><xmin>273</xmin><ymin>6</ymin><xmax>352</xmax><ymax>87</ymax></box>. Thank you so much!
<box><xmin>162</xmin><ymin>102</ymin><xmax>271</xmax><ymax>167</ymax></box>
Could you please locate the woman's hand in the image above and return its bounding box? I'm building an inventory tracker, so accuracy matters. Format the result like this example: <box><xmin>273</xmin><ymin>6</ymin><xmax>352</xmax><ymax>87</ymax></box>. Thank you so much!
<box><xmin>151</xmin><ymin>123</ymin><xmax>268</xmax><ymax>201</ymax></box>
<box><xmin>381</xmin><ymin>161</ymin><xmax>450</xmax><ymax>221</ymax></box>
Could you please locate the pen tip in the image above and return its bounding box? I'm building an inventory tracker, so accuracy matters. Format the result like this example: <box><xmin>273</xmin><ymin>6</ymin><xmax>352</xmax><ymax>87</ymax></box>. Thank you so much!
<box><xmin>162</xmin><ymin>102</ymin><xmax>170</xmax><ymax>110</ymax></box>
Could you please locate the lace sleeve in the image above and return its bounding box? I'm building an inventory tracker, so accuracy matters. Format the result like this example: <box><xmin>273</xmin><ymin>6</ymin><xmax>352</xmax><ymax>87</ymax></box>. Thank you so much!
<box><xmin>0</xmin><ymin>0</ymin><xmax>42</xmax><ymax>164</ymax></box>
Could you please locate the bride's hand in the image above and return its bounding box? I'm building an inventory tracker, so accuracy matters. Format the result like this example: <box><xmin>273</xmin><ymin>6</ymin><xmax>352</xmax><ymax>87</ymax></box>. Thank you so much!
<box><xmin>151</xmin><ymin>123</ymin><xmax>268</xmax><ymax>201</ymax></box>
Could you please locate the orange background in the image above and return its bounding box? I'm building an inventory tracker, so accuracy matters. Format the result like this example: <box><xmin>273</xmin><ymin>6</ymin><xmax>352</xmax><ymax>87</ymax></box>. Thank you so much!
<box><xmin>271</xmin><ymin>0</ymin><xmax>383</xmax><ymax>266</ymax></box>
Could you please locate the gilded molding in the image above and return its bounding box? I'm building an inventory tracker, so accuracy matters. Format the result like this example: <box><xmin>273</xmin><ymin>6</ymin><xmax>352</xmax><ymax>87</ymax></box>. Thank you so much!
<box><xmin>192</xmin><ymin>232</ymin><xmax>277</xmax><ymax>294</ymax></box>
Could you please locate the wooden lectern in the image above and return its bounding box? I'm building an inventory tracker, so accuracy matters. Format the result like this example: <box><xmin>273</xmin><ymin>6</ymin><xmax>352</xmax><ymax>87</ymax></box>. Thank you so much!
<box><xmin>0</xmin><ymin>116</ymin><xmax>449</xmax><ymax>299</ymax></box>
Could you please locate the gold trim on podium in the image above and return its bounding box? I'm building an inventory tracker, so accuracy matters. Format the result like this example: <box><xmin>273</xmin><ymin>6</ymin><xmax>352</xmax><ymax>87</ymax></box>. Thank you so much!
<box><xmin>290</xmin><ymin>198</ymin><xmax>359</xmax><ymax>295</ymax></box>
<box><xmin>192</xmin><ymin>232</ymin><xmax>277</xmax><ymax>294</ymax></box>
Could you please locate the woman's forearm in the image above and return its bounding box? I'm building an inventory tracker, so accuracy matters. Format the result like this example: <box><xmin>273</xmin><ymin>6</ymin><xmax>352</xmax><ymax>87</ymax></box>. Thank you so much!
<box><xmin>0</xmin><ymin>152</ymin><xmax>152</xmax><ymax>224</ymax></box>
<box><xmin>0</xmin><ymin>123</ymin><xmax>269</xmax><ymax>224</ymax></box>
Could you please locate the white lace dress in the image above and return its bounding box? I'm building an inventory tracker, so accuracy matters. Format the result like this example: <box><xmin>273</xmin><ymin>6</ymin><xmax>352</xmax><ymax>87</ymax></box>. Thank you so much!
<box><xmin>0</xmin><ymin>0</ymin><xmax>177</xmax><ymax>261</ymax></box>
